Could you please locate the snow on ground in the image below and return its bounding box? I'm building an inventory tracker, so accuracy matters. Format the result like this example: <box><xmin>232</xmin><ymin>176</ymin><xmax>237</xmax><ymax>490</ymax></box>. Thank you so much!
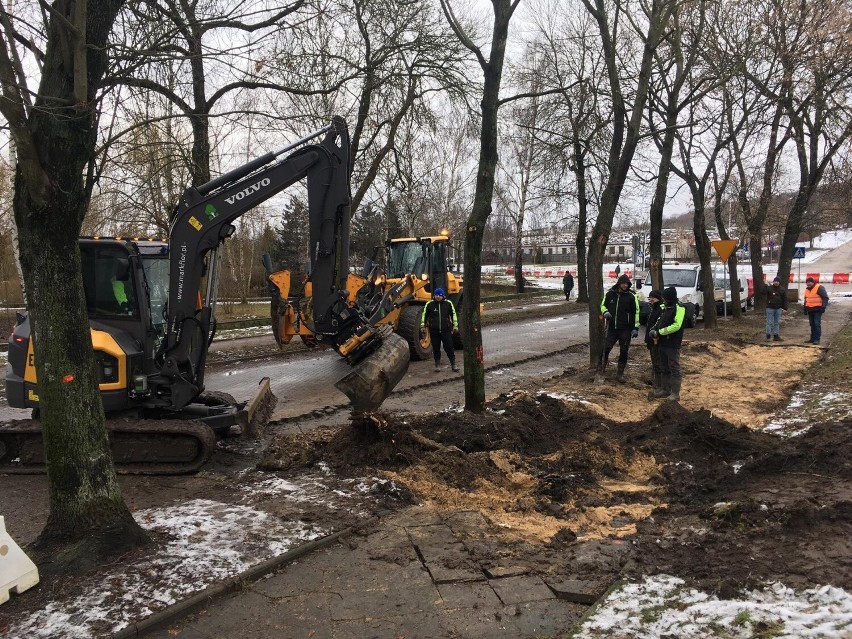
<box><xmin>576</xmin><ymin>575</ymin><xmax>852</xmax><ymax>638</ymax></box>
<box><xmin>2</xmin><ymin>470</ymin><xmax>391</xmax><ymax>639</ymax></box>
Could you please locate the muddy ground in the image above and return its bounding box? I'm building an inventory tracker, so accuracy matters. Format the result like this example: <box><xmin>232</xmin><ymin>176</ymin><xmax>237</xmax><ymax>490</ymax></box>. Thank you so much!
<box><xmin>260</xmin><ymin>363</ymin><xmax>851</xmax><ymax>598</ymax></box>
<box><xmin>1</xmin><ymin>310</ymin><xmax>850</xmax><ymax>631</ymax></box>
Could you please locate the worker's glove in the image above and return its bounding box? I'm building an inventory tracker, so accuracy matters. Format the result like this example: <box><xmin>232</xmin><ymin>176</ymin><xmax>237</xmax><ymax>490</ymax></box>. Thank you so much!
<box><xmin>631</xmin><ymin>328</ymin><xmax>639</xmax><ymax>338</ymax></box>
<box><xmin>649</xmin><ymin>330</ymin><xmax>659</xmax><ymax>339</ymax></box>
<box><xmin>452</xmin><ymin>326</ymin><xmax>458</xmax><ymax>334</ymax></box>
<box><xmin>119</xmin><ymin>302</ymin><xmax>130</xmax><ymax>314</ymax></box>
<box><xmin>603</xmin><ymin>312</ymin><xmax>612</xmax><ymax>321</ymax></box>
<box><xmin>419</xmin><ymin>326</ymin><xmax>427</xmax><ymax>339</ymax></box>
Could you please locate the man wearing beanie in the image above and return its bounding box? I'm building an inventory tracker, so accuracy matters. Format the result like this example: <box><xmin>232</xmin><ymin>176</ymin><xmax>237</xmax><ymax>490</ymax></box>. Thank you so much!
<box><xmin>644</xmin><ymin>289</ymin><xmax>665</xmax><ymax>398</ymax></box>
<box><xmin>421</xmin><ymin>288</ymin><xmax>459</xmax><ymax>372</ymax></box>
<box><xmin>765</xmin><ymin>276</ymin><xmax>788</xmax><ymax>341</ymax></box>
<box><xmin>648</xmin><ymin>286</ymin><xmax>685</xmax><ymax>401</ymax></box>
<box><xmin>596</xmin><ymin>273</ymin><xmax>640</xmax><ymax>384</ymax></box>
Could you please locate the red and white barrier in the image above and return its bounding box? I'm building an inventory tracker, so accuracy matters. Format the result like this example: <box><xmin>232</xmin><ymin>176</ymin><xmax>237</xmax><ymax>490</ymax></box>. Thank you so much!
<box><xmin>504</xmin><ymin>266</ymin><xmax>851</xmax><ymax>284</ymax></box>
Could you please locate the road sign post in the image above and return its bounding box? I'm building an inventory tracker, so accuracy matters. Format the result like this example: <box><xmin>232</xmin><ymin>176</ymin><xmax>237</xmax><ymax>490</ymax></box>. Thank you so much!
<box><xmin>793</xmin><ymin>246</ymin><xmax>806</xmax><ymax>291</ymax></box>
<box><xmin>711</xmin><ymin>240</ymin><xmax>739</xmax><ymax>318</ymax></box>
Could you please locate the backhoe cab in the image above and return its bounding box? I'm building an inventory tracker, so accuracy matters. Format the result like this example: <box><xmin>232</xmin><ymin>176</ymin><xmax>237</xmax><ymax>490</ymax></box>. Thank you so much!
<box><xmin>3</xmin><ymin>117</ymin><xmax>409</xmax><ymax>474</ymax></box>
<box><xmin>268</xmin><ymin>233</ymin><xmax>464</xmax><ymax>361</ymax></box>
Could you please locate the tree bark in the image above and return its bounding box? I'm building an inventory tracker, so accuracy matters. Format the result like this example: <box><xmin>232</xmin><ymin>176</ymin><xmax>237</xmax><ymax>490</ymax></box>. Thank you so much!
<box><xmin>1</xmin><ymin>0</ymin><xmax>148</xmax><ymax>573</ymax></box>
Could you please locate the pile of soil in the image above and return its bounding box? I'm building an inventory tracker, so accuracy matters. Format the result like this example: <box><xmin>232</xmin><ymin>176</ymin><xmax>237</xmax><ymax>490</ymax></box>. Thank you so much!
<box><xmin>261</xmin><ymin>387</ymin><xmax>852</xmax><ymax>595</ymax></box>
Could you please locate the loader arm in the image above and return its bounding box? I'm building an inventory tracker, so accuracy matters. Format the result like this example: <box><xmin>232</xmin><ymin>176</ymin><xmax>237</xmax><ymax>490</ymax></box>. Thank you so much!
<box><xmin>152</xmin><ymin>117</ymin><xmax>374</xmax><ymax>410</ymax></box>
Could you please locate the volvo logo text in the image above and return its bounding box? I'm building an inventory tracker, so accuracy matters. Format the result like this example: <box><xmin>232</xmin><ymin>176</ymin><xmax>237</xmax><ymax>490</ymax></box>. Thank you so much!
<box><xmin>225</xmin><ymin>177</ymin><xmax>270</xmax><ymax>205</ymax></box>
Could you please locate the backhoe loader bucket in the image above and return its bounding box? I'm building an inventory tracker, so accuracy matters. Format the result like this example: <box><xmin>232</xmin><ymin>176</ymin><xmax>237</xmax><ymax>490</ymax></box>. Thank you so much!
<box><xmin>335</xmin><ymin>332</ymin><xmax>410</xmax><ymax>412</ymax></box>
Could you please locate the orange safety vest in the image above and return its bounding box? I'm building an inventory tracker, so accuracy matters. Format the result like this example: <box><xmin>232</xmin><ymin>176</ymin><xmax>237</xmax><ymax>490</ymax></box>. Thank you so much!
<box><xmin>803</xmin><ymin>285</ymin><xmax>824</xmax><ymax>309</ymax></box>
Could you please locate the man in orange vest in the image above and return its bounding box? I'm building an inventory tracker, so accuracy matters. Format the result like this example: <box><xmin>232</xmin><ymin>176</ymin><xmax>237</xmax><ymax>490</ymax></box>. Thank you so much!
<box><xmin>802</xmin><ymin>277</ymin><xmax>829</xmax><ymax>345</ymax></box>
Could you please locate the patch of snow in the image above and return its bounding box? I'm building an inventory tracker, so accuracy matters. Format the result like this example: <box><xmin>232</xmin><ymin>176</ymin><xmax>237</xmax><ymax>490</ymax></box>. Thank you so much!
<box><xmin>6</xmin><ymin>499</ymin><xmax>324</xmax><ymax>639</ymax></box>
<box><xmin>545</xmin><ymin>391</ymin><xmax>595</xmax><ymax>407</ymax></box>
<box><xmin>576</xmin><ymin>575</ymin><xmax>852</xmax><ymax>639</ymax></box>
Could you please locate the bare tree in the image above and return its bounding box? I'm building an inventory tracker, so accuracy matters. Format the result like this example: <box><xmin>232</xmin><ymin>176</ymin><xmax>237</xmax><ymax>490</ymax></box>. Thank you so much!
<box><xmin>645</xmin><ymin>0</ymin><xmax>710</xmax><ymax>292</ymax></box>
<box><xmin>581</xmin><ymin>0</ymin><xmax>675</xmax><ymax>366</ymax></box>
<box><xmin>763</xmin><ymin>0</ymin><xmax>852</xmax><ymax>284</ymax></box>
<box><xmin>439</xmin><ymin>0</ymin><xmax>520</xmax><ymax>412</ymax></box>
<box><xmin>528</xmin><ymin>3</ymin><xmax>610</xmax><ymax>304</ymax></box>
<box><xmin>0</xmin><ymin>0</ymin><xmax>148</xmax><ymax>572</ymax></box>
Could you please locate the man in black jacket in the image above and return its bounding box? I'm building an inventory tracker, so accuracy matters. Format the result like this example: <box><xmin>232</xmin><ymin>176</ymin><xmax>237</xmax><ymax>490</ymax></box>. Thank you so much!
<box><xmin>421</xmin><ymin>288</ymin><xmax>459</xmax><ymax>372</ymax></box>
<box><xmin>596</xmin><ymin>274</ymin><xmax>640</xmax><ymax>384</ymax></box>
<box><xmin>562</xmin><ymin>271</ymin><xmax>574</xmax><ymax>301</ymax></box>
<box><xmin>648</xmin><ymin>286</ymin><xmax>686</xmax><ymax>401</ymax></box>
<box><xmin>765</xmin><ymin>276</ymin><xmax>788</xmax><ymax>341</ymax></box>
<box><xmin>644</xmin><ymin>289</ymin><xmax>664</xmax><ymax>399</ymax></box>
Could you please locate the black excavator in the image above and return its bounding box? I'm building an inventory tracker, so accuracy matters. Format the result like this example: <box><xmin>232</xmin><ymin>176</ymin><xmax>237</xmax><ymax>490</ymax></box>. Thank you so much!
<box><xmin>2</xmin><ymin>117</ymin><xmax>410</xmax><ymax>474</ymax></box>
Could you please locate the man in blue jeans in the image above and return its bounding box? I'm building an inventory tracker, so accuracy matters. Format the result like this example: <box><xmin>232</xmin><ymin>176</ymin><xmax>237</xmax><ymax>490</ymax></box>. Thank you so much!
<box><xmin>765</xmin><ymin>277</ymin><xmax>788</xmax><ymax>341</ymax></box>
<box><xmin>802</xmin><ymin>277</ymin><xmax>829</xmax><ymax>345</ymax></box>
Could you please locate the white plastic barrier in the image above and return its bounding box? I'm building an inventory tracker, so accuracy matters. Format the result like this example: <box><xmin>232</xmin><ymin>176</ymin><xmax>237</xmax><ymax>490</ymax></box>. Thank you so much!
<box><xmin>0</xmin><ymin>515</ymin><xmax>39</xmax><ymax>604</ymax></box>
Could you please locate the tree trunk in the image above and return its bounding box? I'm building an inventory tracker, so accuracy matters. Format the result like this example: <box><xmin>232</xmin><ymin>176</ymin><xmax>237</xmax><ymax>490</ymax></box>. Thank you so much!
<box><xmin>692</xmin><ymin>197</ymin><xmax>717</xmax><ymax>329</ymax></box>
<box><xmin>4</xmin><ymin>0</ymin><xmax>147</xmax><ymax>574</ymax></box>
<box><xmin>648</xmin><ymin>108</ymin><xmax>677</xmax><ymax>291</ymax></box>
<box><xmin>514</xmin><ymin>221</ymin><xmax>525</xmax><ymax>292</ymax></box>
<box><xmin>573</xmin><ymin>142</ymin><xmax>589</xmax><ymax>303</ymax></box>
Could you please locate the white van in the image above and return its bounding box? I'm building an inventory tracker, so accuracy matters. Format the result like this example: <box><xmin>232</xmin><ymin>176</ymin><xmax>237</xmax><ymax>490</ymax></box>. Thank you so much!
<box><xmin>636</xmin><ymin>264</ymin><xmax>725</xmax><ymax>327</ymax></box>
<box><xmin>711</xmin><ymin>266</ymin><xmax>749</xmax><ymax>315</ymax></box>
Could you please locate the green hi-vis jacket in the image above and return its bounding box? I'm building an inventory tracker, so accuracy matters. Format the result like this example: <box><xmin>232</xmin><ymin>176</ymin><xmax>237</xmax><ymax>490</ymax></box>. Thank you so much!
<box><xmin>652</xmin><ymin>303</ymin><xmax>685</xmax><ymax>348</ymax></box>
<box><xmin>421</xmin><ymin>298</ymin><xmax>458</xmax><ymax>332</ymax></box>
<box><xmin>600</xmin><ymin>287</ymin><xmax>639</xmax><ymax>330</ymax></box>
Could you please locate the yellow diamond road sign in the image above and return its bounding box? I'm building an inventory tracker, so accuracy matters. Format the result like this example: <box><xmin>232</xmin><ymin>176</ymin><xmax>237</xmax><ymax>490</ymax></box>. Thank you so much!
<box><xmin>711</xmin><ymin>239</ymin><xmax>738</xmax><ymax>262</ymax></box>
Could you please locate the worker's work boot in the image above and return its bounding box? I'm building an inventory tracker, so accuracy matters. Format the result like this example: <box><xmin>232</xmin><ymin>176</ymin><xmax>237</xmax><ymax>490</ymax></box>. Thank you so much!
<box><xmin>648</xmin><ymin>373</ymin><xmax>662</xmax><ymax>401</ymax></box>
<box><xmin>666</xmin><ymin>377</ymin><xmax>682</xmax><ymax>402</ymax></box>
<box><xmin>451</xmin><ymin>362</ymin><xmax>459</xmax><ymax>372</ymax></box>
<box><xmin>434</xmin><ymin>361</ymin><xmax>441</xmax><ymax>371</ymax></box>
<box><xmin>594</xmin><ymin>361</ymin><xmax>607</xmax><ymax>384</ymax></box>
<box><xmin>655</xmin><ymin>374</ymin><xmax>670</xmax><ymax>398</ymax></box>
<box><xmin>616</xmin><ymin>365</ymin><xmax>626</xmax><ymax>384</ymax></box>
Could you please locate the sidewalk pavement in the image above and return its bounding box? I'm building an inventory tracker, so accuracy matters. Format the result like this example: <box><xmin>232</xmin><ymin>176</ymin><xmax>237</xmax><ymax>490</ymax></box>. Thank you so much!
<box><xmin>135</xmin><ymin>506</ymin><xmax>590</xmax><ymax>639</ymax></box>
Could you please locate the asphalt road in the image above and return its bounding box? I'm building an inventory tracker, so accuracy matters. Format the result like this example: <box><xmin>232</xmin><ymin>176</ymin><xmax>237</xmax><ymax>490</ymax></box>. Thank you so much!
<box><xmin>208</xmin><ymin>308</ymin><xmax>590</xmax><ymax>421</ymax></box>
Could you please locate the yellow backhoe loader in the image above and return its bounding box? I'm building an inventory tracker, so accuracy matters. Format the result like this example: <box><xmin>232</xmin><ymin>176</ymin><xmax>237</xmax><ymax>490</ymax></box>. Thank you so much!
<box><xmin>267</xmin><ymin>233</ymin><xmax>465</xmax><ymax>360</ymax></box>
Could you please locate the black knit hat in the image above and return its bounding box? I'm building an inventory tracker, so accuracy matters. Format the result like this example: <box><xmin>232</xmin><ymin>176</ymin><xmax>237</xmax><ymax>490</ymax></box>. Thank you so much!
<box><xmin>616</xmin><ymin>274</ymin><xmax>631</xmax><ymax>287</ymax></box>
<box><xmin>648</xmin><ymin>289</ymin><xmax>663</xmax><ymax>302</ymax></box>
<box><xmin>663</xmin><ymin>286</ymin><xmax>678</xmax><ymax>303</ymax></box>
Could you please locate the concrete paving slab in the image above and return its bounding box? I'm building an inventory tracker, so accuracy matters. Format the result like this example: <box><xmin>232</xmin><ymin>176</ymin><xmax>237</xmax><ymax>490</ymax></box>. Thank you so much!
<box><xmin>331</xmin><ymin>612</ymin><xmax>450</xmax><ymax>639</ymax></box>
<box><xmin>329</xmin><ymin>583</ymin><xmax>442</xmax><ymax>620</ymax></box>
<box><xmin>545</xmin><ymin>577</ymin><xmax>606</xmax><ymax>604</ymax></box>
<box><xmin>510</xmin><ymin>599</ymin><xmax>587</xmax><ymax>635</ymax></box>
<box><xmin>490</xmin><ymin>574</ymin><xmax>556</xmax><ymax>605</ymax></box>
<box><xmin>436</xmin><ymin>580</ymin><xmax>502</xmax><ymax>609</ymax></box>
<box><xmin>441</xmin><ymin>607</ymin><xmax>524</xmax><ymax>637</ymax></box>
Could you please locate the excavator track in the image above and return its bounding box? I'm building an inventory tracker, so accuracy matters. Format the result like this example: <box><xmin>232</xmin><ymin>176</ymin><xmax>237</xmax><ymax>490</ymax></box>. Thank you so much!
<box><xmin>0</xmin><ymin>419</ymin><xmax>217</xmax><ymax>475</ymax></box>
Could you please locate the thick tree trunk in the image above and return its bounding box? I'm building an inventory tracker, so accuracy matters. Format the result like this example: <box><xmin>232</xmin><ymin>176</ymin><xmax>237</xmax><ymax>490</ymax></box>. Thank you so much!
<box><xmin>586</xmin><ymin>228</ymin><xmax>607</xmax><ymax>366</ymax></box>
<box><xmin>459</xmin><ymin>0</ymin><xmax>514</xmax><ymax>413</ymax></box>
<box><xmin>5</xmin><ymin>0</ymin><xmax>147</xmax><ymax>574</ymax></box>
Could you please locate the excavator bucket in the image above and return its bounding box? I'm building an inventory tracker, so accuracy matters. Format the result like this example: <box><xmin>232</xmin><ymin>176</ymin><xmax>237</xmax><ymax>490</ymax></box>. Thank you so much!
<box><xmin>335</xmin><ymin>332</ymin><xmax>410</xmax><ymax>412</ymax></box>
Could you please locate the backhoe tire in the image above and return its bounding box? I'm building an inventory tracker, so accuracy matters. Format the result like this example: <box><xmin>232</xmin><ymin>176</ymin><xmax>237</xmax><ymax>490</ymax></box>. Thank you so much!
<box><xmin>398</xmin><ymin>305</ymin><xmax>432</xmax><ymax>361</ymax></box>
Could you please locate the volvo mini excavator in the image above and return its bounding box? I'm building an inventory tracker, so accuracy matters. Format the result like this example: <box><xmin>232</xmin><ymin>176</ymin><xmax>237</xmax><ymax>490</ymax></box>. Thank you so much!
<box><xmin>2</xmin><ymin>117</ymin><xmax>410</xmax><ymax>474</ymax></box>
<box><xmin>266</xmin><ymin>233</ymin><xmax>465</xmax><ymax>360</ymax></box>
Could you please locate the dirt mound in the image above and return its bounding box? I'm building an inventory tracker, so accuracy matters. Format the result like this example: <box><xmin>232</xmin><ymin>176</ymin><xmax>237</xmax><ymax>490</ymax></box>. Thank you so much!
<box><xmin>261</xmin><ymin>389</ymin><xmax>852</xmax><ymax>594</ymax></box>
